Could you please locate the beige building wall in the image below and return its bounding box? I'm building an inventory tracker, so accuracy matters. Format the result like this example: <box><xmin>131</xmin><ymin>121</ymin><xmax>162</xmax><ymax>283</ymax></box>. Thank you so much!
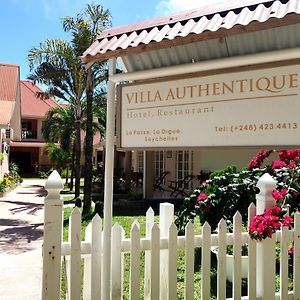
<box><xmin>10</xmin><ymin>80</ymin><xmax>21</xmax><ymax>141</ymax></box>
<box><xmin>199</xmin><ymin>149</ymin><xmax>262</xmax><ymax>172</ymax></box>
<box><xmin>37</xmin><ymin>119</ymin><xmax>44</xmax><ymax>141</ymax></box>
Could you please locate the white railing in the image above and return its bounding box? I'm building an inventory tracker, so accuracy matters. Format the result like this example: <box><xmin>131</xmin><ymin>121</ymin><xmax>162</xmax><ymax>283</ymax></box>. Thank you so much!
<box><xmin>42</xmin><ymin>171</ymin><xmax>300</xmax><ymax>300</ymax></box>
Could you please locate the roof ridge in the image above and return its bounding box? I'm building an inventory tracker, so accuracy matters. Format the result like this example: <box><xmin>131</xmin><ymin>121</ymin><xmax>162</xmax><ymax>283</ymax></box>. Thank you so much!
<box><xmin>21</xmin><ymin>80</ymin><xmax>63</xmax><ymax>108</ymax></box>
<box><xmin>98</xmin><ymin>0</ymin><xmax>275</xmax><ymax>39</ymax></box>
<box><xmin>0</xmin><ymin>62</ymin><xmax>19</xmax><ymax>68</ymax></box>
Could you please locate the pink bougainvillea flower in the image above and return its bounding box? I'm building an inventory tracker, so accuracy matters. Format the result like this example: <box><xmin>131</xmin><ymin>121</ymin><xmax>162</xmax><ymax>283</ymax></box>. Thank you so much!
<box><xmin>272</xmin><ymin>190</ymin><xmax>282</xmax><ymax>201</ymax></box>
<box><xmin>272</xmin><ymin>189</ymin><xmax>288</xmax><ymax>202</ymax></box>
<box><xmin>288</xmin><ymin>162</ymin><xmax>297</xmax><ymax>169</ymax></box>
<box><xmin>288</xmin><ymin>244</ymin><xmax>294</xmax><ymax>255</ymax></box>
<box><xmin>202</xmin><ymin>205</ymin><xmax>211</xmax><ymax>213</ymax></box>
<box><xmin>247</xmin><ymin>150</ymin><xmax>273</xmax><ymax>170</ymax></box>
<box><xmin>249</xmin><ymin>205</ymin><xmax>293</xmax><ymax>240</ymax></box>
<box><xmin>197</xmin><ymin>192</ymin><xmax>208</xmax><ymax>202</ymax></box>
<box><xmin>272</xmin><ymin>160</ymin><xmax>287</xmax><ymax>169</ymax></box>
<box><xmin>281</xmin><ymin>216</ymin><xmax>293</xmax><ymax>227</ymax></box>
<box><xmin>272</xmin><ymin>205</ymin><xmax>282</xmax><ymax>215</ymax></box>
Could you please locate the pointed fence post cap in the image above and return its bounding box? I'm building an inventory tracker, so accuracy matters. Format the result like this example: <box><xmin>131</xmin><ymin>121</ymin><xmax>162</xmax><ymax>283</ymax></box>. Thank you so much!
<box><xmin>45</xmin><ymin>170</ymin><xmax>63</xmax><ymax>191</ymax></box>
<box><xmin>256</xmin><ymin>173</ymin><xmax>276</xmax><ymax>194</ymax></box>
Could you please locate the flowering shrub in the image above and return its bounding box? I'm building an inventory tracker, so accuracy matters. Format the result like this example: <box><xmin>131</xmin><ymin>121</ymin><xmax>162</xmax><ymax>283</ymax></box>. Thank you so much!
<box><xmin>176</xmin><ymin>166</ymin><xmax>262</xmax><ymax>232</ymax></box>
<box><xmin>249</xmin><ymin>205</ymin><xmax>293</xmax><ymax>240</ymax></box>
<box><xmin>176</xmin><ymin>149</ymin><xmax>300</xmax><ymax>235</ymax></box>
<box><xmin>0</xmin><ymin>163</ymin><xmax>22</xmax><ymax>194</ymax></box>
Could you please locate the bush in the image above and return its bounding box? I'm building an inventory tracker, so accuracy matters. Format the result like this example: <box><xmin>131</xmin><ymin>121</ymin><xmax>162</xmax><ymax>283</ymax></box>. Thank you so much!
<box><xmin>176</xmin><ymin>150</ymin><xmax>300</xmax><ymax>233</ymax></box>
<box><xmin>0</xmin><ymin>181</ymin><xmax>5</xmax><ymax>192</ymax></box>
<box><xmin>0</xmin><ymin>163</ymin><xmax>23</xmax><ymax>194</ymax></box>
<box><xmin>38</xmin><ymin>169</ymin><xmax>53</xmax><ymax>178</ymax></box>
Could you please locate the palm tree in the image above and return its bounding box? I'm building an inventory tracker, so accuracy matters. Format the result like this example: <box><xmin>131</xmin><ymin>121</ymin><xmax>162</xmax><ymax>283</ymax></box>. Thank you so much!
<box><xmin>42</xmin><ymin>106</ymin><xmax>75</xmax><ymax>186</ymax></box>
<box><xmin>28</xmin><ymin>3</ymin><xmax>111</xmax><ymax>204</ymax></box>
<box><xmin>62</xmin><ymin>4</ymin><xmax>111</xmax><ymax>215</ymax></box>
<box><xmin>43</xmin><ymin>142</ymin><xmax>70</xmax><ymax>175</ymax></box>
<box><xmin>28</xmin><ymin>40</ymin><xmax>84</xmax><ymax>198</ymax></box>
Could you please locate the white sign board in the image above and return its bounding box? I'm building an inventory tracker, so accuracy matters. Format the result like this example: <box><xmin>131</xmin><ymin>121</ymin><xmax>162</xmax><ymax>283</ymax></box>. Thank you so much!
<box><xmin>120</xmin><ymin>64</ymin><xmax>300</xmax><ymax>148</ymax></box>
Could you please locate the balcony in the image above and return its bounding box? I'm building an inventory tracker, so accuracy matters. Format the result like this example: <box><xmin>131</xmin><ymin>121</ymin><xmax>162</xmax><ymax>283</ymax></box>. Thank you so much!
<box><xmin>22</xmin><ymin>130</ymin><xmax>37</xmax><ymax>140</ymax></box>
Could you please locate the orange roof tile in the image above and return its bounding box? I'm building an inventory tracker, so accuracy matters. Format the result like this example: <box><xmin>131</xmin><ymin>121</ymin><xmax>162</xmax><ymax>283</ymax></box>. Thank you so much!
<box><xmin>21</xmin><ymin>81</ymin><xmax>65</xmax><ymax>118</ymax></box>
<box><xmin>0</xmin><ymin>101</ymin><xmax>15</xmax><ymax>125</ymax></box>
<box><xmin>0</xmin><ymin>62</ymin><xmax>19</xmax><ymax>125</ymax></box>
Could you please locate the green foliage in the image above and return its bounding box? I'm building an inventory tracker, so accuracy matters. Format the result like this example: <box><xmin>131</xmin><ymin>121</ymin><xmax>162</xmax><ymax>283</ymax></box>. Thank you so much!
<box><xmin>9</xmin><ymin>162</ymin><xmax>19</xmax><ymax>176</ymax></box>
<box><xmin>176</xmin><ymin>150</ymin><xmax>300</xmax><ymax>233</ymax></box>
<box><xmin>0</xmin><ymin>153</ymin><xmax>6</xmax><ymax>160</ymax></box>
<box><xmin>0</xmin><ymin>164</ymin><xmax>23</xmax><ymax>193</ymax></box>
<box><xmin>29</xmin><ymin>3</ymin><xmax>111</xmax><ymax>202</ymax></box>
<box><xmin>176</xmin><ymin>166</ymin><xmax>262</xmax><ymax>232</ymax></box>
<box><xmin>0</xmin><ymin>181</ymin><xmax>5</xmax><ymax>192</ymax></box>
<box><xmin>38</xmin><ymin>169</ymin><xmax>53</xmax><ymax>179</ymax></box>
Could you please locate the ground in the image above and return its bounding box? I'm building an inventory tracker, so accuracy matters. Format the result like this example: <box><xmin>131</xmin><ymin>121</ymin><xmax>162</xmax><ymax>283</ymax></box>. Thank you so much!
<box><xmin>0</xmin><ymin>179</ymin><xmax>45</xmax><ymax>300</ymax></box>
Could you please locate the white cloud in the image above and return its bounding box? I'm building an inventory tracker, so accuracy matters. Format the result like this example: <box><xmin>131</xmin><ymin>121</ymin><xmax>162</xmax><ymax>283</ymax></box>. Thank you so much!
<box><xmin>156</xmin><ymin>0</ymin><xmax>221</xmax><ymax>15</ymax></box>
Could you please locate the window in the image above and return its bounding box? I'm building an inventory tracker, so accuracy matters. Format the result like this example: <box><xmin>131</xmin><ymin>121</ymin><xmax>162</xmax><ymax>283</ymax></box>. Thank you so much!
<box><xmin>137</xmin><ymin>151</ymin><xmax>144</xmax><ymax>173</ymax></box>
<box><xmin>21</xmin><ymin>120</ymin><xmax>37</xmax><ymax>139</ymax></box>
<box><xmin>154</xmin><ymin>151</ymin><xmax>165</xmax><ymax>178</ymax></box>
<box><xmin>175</xmin><ymin>150</ymin><xmax>194</xmax><ymax>185</ymax></box>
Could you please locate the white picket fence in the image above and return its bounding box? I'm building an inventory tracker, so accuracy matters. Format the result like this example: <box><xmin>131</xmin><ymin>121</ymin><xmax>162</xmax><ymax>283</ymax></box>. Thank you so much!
<box><xmin>42</xmin><ymin>171</ymin><xmax>300</xmax><ymax>300</ymax></box>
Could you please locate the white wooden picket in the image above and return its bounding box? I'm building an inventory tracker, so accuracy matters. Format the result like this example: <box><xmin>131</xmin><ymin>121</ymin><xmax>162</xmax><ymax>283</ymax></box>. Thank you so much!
<box><xmin>130</xmin><ymin>221</ymin><xmax>140</xmax><ymax>300</ymax></box>
<box><xmin>280</xmin><ymin>226</ymin><xmax>289</xmax><ymax>299</ymax></box>
<box><xmin>185</xmin><ymin>221</ymin><xmax>195</xmax><ymax>300</ymax></box>
<box><xmin>201</xmin><ymin>222</ymin><xmax>211</xmax><ymax>300</ymax></box>
<box><xmin>168</xmin><ymin>222</ymin><xmax>177</xmax><ymax>300</ymax></box>
<box><xmin>111</xmin><ymin>223</ymin><xmax>123</xmax><ymax>300</ymax></box>
<box><xmin>294</xmin><ymin>213</ymin><xmax>300</xmax><ymax>299</ymax></box>
<box><xmin>247</xmin><ymin>203</ymin><xmax>256</xmax><ymax>300</ymax></box>
<box><xmin>68</xmin><ymin>207</ymin><xmax>81</xmax><ymax>300</ymax></box>
<box><xmin>217</xmin><ymin>219</ymin><xmax>227</xmax><ymax>300</ymax></box>
<box><xmin>144</xmin><ymin>207</ymin><xmax>154</xmax><ymax>300</ymax></box>
<box><xmin>233</xmin><ymin>211</ymin><xmax>242</xmax><ymax>300</ymax></box>
<box><xmin>150</xmin><ymin>223</ymin><xmax>160</xmax><ymax>300</ymax></box>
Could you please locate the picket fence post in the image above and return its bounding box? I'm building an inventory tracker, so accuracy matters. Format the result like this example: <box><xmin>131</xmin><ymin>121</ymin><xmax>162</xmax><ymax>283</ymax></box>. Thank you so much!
<box><xmin>42</xmin><ymin>170</ymin><xmax>64</xmax><ymax>300</ymax></box>
<box><xmin>256</xmin><ymin>173</ymin><xmax>277</xmax><ymax>300</ymax></box>
<box><xmin>159</xmin><ymin>203</ymin><xmax>174</xmax><ymax>300</ymax></box>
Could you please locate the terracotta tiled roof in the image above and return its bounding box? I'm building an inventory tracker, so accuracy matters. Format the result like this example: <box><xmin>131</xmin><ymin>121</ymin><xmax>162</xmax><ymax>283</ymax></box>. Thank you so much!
<box><xmin>21</xmin><ymin>81</ymin><xmax>65</xmax><ymax>118</ymax></box>
<box><xmin>0</xmin><ymin>62</ymin><xmax>19</xmax><ymax>125</ymax></box>
<box><xmin>0</xmin><ymin>102</ymin><xmax>15</xmax><ymax>125</ymax></box>
<box><xmin>0</xmin><ymin>62</ymin><xmax>19</xmax><ymax>101</ymax></box>
<box><xmin>82</xmin><ymin>0</ymin><xmax>300</xmax><ymax>63</ymax></box>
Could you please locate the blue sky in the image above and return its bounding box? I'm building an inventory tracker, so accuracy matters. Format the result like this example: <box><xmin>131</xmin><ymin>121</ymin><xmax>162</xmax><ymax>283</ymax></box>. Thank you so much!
<box><xmin>0</xmin><ymin>0</ymin><xmax>216</xmax><ymax>79</ymax></box>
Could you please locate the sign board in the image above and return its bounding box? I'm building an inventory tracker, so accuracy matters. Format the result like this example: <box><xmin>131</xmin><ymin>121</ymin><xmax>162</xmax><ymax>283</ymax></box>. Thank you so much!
<box><xmin>120</xmin><ymin>64</ymin><xmax>300</xmax><ymax>148</ymax></box>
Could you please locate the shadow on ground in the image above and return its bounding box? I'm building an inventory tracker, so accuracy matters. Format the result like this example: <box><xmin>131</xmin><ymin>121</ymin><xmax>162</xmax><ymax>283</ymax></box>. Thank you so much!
<box><xmin>17</xmin><ymin>185</ymin><xmax>47</xmax><ymax>197</ymax></box>
<box><xmin>0</xmin><ymin>200</ymin><xmax>44</xmax><ymax>215</ymax></box>
<box><xmin>0</xmin><ymin>221</ymin><xmax>43</xmax><ymax>254</ymax></box>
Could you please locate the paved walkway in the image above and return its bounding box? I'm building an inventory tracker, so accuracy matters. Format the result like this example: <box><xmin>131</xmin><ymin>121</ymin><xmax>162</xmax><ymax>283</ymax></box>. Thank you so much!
<box><xmin>0</xmin><ymin>179</ymin><xmax>46</xmax><ymax>300</ymax></box>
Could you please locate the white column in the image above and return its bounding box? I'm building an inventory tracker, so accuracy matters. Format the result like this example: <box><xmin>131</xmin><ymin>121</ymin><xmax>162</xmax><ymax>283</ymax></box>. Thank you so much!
<box><xmin>42</xmin><ymin>170</ymin><xmax>64</xmax><ymax>300</ymax></box>
<box><xmin>102</xmin><ymin>58</ymin><xmax>116</xmax><ymax>300</ymax></box>
<box><xmin>159</xmin><ymin>203</ymin><xmax>174</xmax><ymax>299</ymax></box>
<box><xmin>256</xmin><ymin>173</ymin><xmax>277</xmax><ymax>300</ymax></box>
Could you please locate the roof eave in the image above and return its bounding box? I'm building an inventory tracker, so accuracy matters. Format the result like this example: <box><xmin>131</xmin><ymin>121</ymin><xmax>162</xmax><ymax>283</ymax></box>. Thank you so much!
<box><xmin>82</xmin><ymin>13</ymin><xmax>300</xmax><ymax>65</ymax></box>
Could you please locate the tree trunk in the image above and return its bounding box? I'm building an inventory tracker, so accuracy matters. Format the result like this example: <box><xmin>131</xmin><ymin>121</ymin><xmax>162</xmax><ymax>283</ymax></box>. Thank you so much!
<box><xmin>125</xmin><ymin>151</ymin><xmax>132</xmax><ymax>192</ymax></box>
<box><xmin>65</xmin><ymin>165</ymin><xmax>69</xmax><ymax>186</ymax></box>
<box><xmin>74</xmin><ymin>117</ymin><xmax>81</xmax><ymax>198</ymax></box>
<box><xmin>83</xmin><ymin>68</ymin><xmax>93</xmax><ymax>215</ymax></box>
<box><xmin>69</xmin><ymin>141</ymin><xmax>75</xmax><ymax>191</ymax></box>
